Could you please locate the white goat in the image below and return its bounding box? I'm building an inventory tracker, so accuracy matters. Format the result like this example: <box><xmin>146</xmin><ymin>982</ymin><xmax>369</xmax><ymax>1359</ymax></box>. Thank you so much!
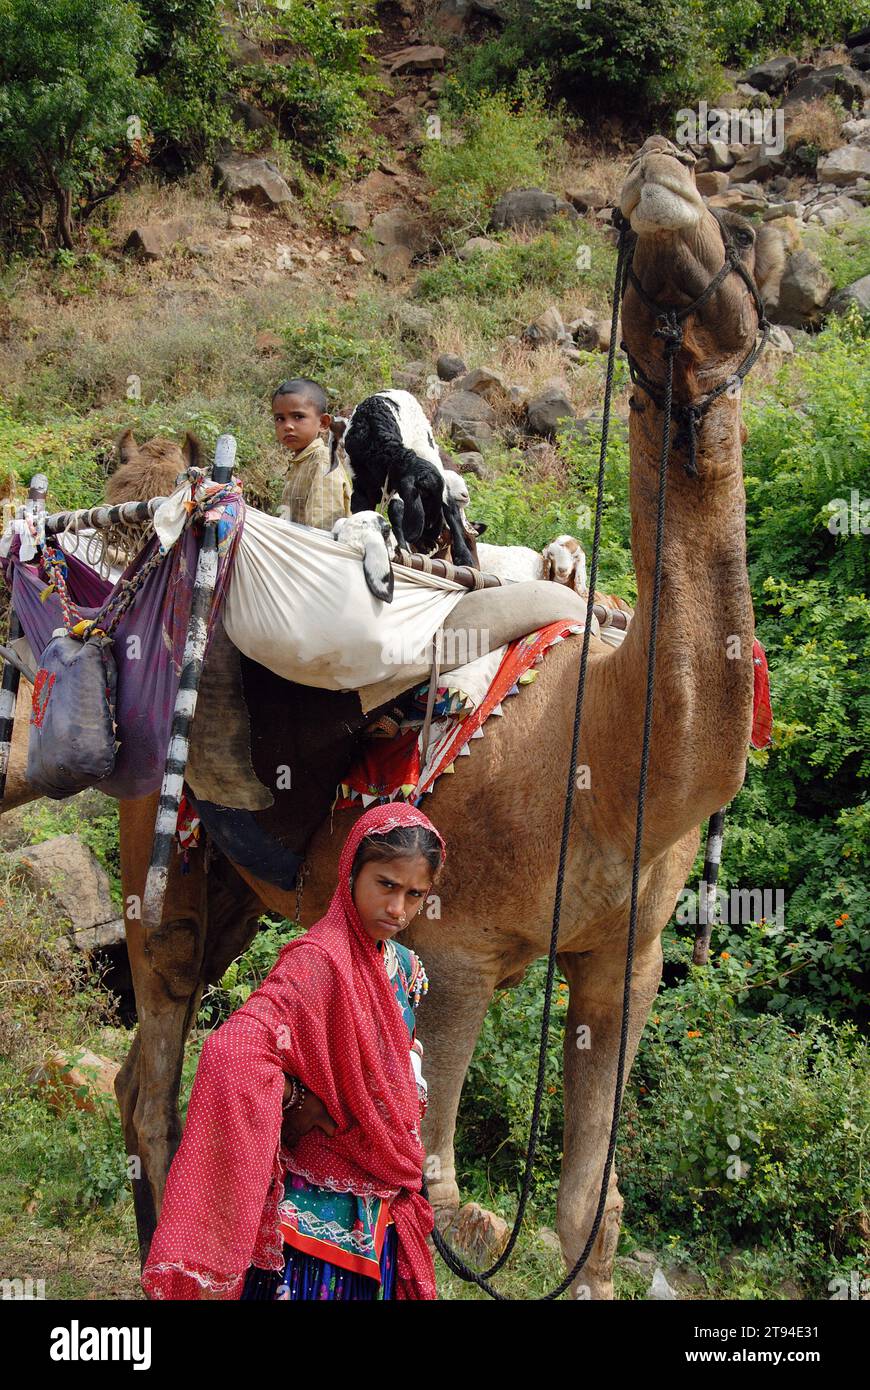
<box><xmin>332</xmin><ymin>510</ymin><xmax>396</xmax><ymax>604</ymax></box>
<box><xmin>477</xmin><ymin>534</ymin><xmax>588</xmax><ymax>592</ymax></box>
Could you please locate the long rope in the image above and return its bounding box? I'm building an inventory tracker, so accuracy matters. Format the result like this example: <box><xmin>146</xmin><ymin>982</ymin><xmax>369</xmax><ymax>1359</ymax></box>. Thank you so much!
<box><xmin>424</xmin><ymin>224</ymin><xmax>652</xmax><ymax>1298</ymax></box>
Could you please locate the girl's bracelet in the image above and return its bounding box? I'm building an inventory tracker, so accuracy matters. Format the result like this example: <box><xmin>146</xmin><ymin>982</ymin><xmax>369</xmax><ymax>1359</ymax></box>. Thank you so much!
<box><xmin>282</xmin><ymin>1077</ymin><xmax>307</xmax><ymax>1112</ymax></box>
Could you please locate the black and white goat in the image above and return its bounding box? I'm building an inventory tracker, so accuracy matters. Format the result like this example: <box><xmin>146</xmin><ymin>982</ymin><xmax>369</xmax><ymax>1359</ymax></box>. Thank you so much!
<box><xmin>329</xmin><ymin>389</ymin><xmax>475</xmax><ymax>567</ymax></box>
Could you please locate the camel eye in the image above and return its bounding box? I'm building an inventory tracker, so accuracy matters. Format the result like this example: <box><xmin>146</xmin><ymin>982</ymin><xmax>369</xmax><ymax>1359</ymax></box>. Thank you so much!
<box><xmin>735</xmin><ymin>228</ymin><xmax>754</xmax><ymax>247</ymax></box>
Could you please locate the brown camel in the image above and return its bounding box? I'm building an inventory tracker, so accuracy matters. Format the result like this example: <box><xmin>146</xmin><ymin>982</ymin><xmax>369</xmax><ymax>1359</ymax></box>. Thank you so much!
<box><xmin>3</xmin><ymin>137</ymin><xmax>784</xmax><ymax>1297</ymax></box>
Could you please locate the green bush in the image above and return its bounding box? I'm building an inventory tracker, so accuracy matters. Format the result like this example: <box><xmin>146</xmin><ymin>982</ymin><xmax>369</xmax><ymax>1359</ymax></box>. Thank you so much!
<box><xmin>281</xmin><ymin>298</ymin><xmax>400</xmax><ymax>401</ymax></box>
<box><xmin>418</xmin><ymin>226</ymin><xmax>583</xmax><ymax>303</ymax></box>
<box><xmin>235</xmin><ymin>0</ymin><xmax>383</xmax><ymax>172</ymax></box>
<box><xmin>455</xmin><ymin>0</ymin><xmax>721</xmax><ymax>115</ymax></box>
<box><xmin>707</xmin><ymin>0</ymin><xmax>870</xmax><ymax>65</ymax></box>
<box><xmin>0</xmin><ymin>0</ymin><xmax>149</xmax><ymax>249</ymax></box>
<box><xmin>420</xmin><ymin>85</ymin><xmax>561</xmax><ymax>233</ymax></box>
<box><xmin>137</xmin><ymin>0</ymin><xmax>234</xmax><ymax>166</ymax></box>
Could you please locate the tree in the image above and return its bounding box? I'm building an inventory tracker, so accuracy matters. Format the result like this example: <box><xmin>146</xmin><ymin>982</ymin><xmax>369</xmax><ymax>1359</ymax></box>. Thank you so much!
<box><xmin>0</xmin><ymin>0</ymin><xmax>149</xmax><ymax>248</ymax></box>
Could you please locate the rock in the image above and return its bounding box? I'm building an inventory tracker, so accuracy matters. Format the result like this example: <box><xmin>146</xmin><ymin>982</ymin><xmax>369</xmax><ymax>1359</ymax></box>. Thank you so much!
<box><xmin>457</xmin><ymin>235</ymin><xmax>500</xmax><ymax>260</ymax></box>
<box><xmin>185</xmin><ymin>241</ymin><xmax>216</xmax><ymax>259</ymax></box>
<box><xmin>434</xmin><ymin>0</ymin><xmax>472</xmax><ymax>34</ymax></box>
<box><xmin>526</xmin><ymin>387</ymin><xmax>576</xmax><ymax>438</ymax></box>
<box><xmin>457</xmin><ymin>366</ymin><xmax>507</xmax><ymax>398</ymax></box>
<box><xmin>9</xmin><ymin>835</ymin><xmax>116</xmax><ymax>932</ymax></box>
<box><xmin>828</xmin><ymin>273</ymin><xmax>870</xmax><ymax>316</ymax></box>
<box><xmin>392</xmin><ymin>360</ymin><xmax>427</xmax><ymax>390</ymax></box>
<box><xmin>632</xmin><ymin>1249</ymin><xmax>659</xmax><ymax>1267</ymax></box>
<box><xmin>785</xmin><ymin>66</ymin><xmax>870</xmax><ymax>110</ymax></box>
<box><xmin>817</xmin><ymin>145</ymin><xmax>870</xmax><ymax>186</ymax></box>
<box><xmin>436</xmin><ymin>353</ymin><xmax>467</xmax><ymax>380</ymax></box>
<box><xmin>767</xmin><ymin>324</ymin><xmax>795</xmax><ymax>353</ymax></box>
<box><xmin>123</xmin><ymin>218</ymin><xmax>193</xmax><ymax>260</ymax></box>
<box><xmin>331</xmin><ymin>199</ymin><xmax>369</xmax><ymax>231</ymax></box>
<box><xmin>490</xmin><ymin>188</ymin><xmax>579</xmax><ymax>231</ymax></box>
<box><xmin>740</xmin><ymin>55</ymin><xmax>798</xmax><ymax>94</ymax></box>
<box><xmin>435</xmin><ymin>1201</ymin><xmax>509</xmax><ymax>1265</ymax></box>
<box><xmin>728</xmin><ymin>148</ymin><xmax>787</xmax><ymax>183</ymax></box>
<box><xmin>371</xmin><ymin>208</ymin><xmax>428</xmax><ymax>254</ymax></box>
<box><xmin>220</xmin><ymin>25</ymin><xmax>262</xmax><ymax>67</ymax></box>
<box><xmin>707</xmin><ymin>141</ymin><xmax>735</xmax><ymax>170</ymax></box>
<box><xmin>213</xmin><ymin>155</ymin><xmax>294</xmax><ymax>206</ymax></box>
<box><xmin>567</xmin><ymin>308</ymin><xmax>611</xmax><ymax>352</ymax></box>
<box><xmin>346</xmin><ymin>246</ymin><xmax>366</xmax><ymax>265</ymax></box>
<box><xmin>455</xmin><ymin>450</ymin><xmax>485</xmax><ymax>475</ymax></box>
<box><xmin>696</xmin><ymin>171</ymin><xmax>729</xmax><ymax>196</ymax></box>
<box><xmin>662</xmin><ymin>1262</ymin><xmax>707</xmax><ymax>1295</ymax></box>
<box><xmin>841</xmin><ymin>116</ymin><xmax>870</xmax><ymax>140</ymax></box>
<box><xmin>648</xmin><ymin>1267</ymin><xmax>678</xmax><ymax>1300</ymax></box>
<box><xmin>774</xmin><ymin>250</ymin><xmax>834</xmax><ymax>327</ymax></box>
<box><xmin>30</xmin><ymin>1047</ymin><xmax>120</xmax><ymax>1114</ymax></box>
<box><xmin>709</xmin><ymin>188</ymin><xmax>768</xmax><ymax>215</ymax></box>
<box><xmin>254</xmin><ymin>330</ymin><xmax>283</xmax><ymax>354</ymax></box>
<box><xmin>229</xmin><ymin>98</ymin><xmax>276</xmax><ymax>135</ymax></box>
<box><xmin>73</xmin><ymin>918</ymin><xmax>126</xmax><ymax>952</ymax></box>
<box><xmin>372</xmin><ymin>244</ymin><xmax>414</xmax><ymax>282</ymax></box>
<box><xmin>849</xmin><ymin>43</ymin><xmax>870</xmax><ymax>72</ymax></box>
<box><xmin>762</xmin><ymin>201</ymin><xmax>803</xmax><ymax>220</ymax></box>
<box><xmin>435</xmin><ymin>389</ymin><xmax>497</xmax><ymax>446</ymax></box>
<box><xmin>214</xmin><ymin>232</ymin><xmax>253</xmax><ymax>253</ymax></box>
<box><xmin>808</xmin><ymin>194</ymin><xmax>865</xmax><ymax>226</ymax></box>
<box><xmin>523</xmin><ymin>304</ymin><xmax>566</xmax><ymax>345</ymax></box>
<box><xmin>536</xmin><ymin>1227</ymin><xmax>563</xmax><ymax>1255</ymax></box>
<box><xmin>228</xmin><ymin>213</ymin><xmax>252</xmax><ymax>231</ymax></box>
<box><xmin>564</xmin><ymin>186</ymin><xmax>609</xmax><ymax>212</ymax></box>
<box><xmin>393</xmin><ymin>303</ymin><xmax>436</xmax><ymax>337</ymax></box>
<box><xmin>386</xmin><ymin>45</ymin><xmax>446</xmax><ymax>75</ymax></box>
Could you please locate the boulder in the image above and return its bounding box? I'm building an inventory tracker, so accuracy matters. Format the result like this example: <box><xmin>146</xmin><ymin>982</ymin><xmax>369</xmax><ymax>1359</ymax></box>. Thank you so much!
<box><xmin>123</xmin><ymin>218</ymin><xmax>193</xmax><ymax>260</ymax></box>
<box><xmin>229</xmin><ymin>98</ymin><xmax>276</xmax><ymax>135</ymax></box>
<box><xmin>386</xmin><ymin>45</ymin><xmax>446</xmax><ymax>75</ymax></box>
<box><xmin>457</xmin><ymin>235</ymin><xmax>500</xmax><ymax>260</ymax></box>
<box><xmin>490</xmin><ymin>188</ymin><xmax>579</xmax><ymax>231</ymax></box>
<box><xmin>214</xmin><ymin>155</ymin><xmax>294</xmax><ymax>206</ymax></box>
<box><xmin>331</xmin><ymin>199</ymin><xmax>369</xmax><ymax>231</ymax></box>
<box><xmin>648</xmin><ymin>1267</ymin><xmax>679</xmax><ymax>1301</ymax></box>
<box><xmin>696</xmin><ymin>171</ymin><xmax>730</xmax><ymax>196</ymax></box>
<box><xmin>434</xmin><ymin>0</ymin><xmax>472</xmax><ymax>33</ymax></box>
<box><xmin>371</xmin><ymin>208</ymin><xmax>428</xmax><ymax>254</ymax></box>
<box><xmin>709</xmin><ymin>187</ymin><xmax>768</xmax><ymax>215</ymax></box>
<box><xmin>567</xmin><ymin>309</ymin><xmax>611</xmax><ymax>352</ymax></box>
<box><xmin>828</xmin><ymin>273</ymin><xmax>870</xmax><ymax>316</ymax></box>
<box><xmin>393</xmin><ymin>303</ymin><xmax>436</xmax><ymax>337</ymax></box>
<box><xmin>817</xmin><ymin>145</ymin><xmax>870</xmax><ymax>186</ymax></box>
<box><xmin>762</xmin><ymin>201</ymin><xmax>803</xmax><ymax>220</ymax></box>
<box><xmin>9</xmin><ymin>835</ymin><xmax>116</xmax><ymax>933</ymax></box>
<box><xmin>728</xmin><ymin>148</ymin><xmax>787</xmax><ymax>183</ymax></box>
<box><xmin>767</xmin><ymin>324</ymin><xmax>795</xmax><ymax>353</ymax></box>
<box><xmin>773</xmin><ymin>250</ymin><xmax>834</xmax><ymax>327</ymax></box>
<box><xmin>707</xmin><ymin>141</ymin><xmax>735</xmax><ymax>171</ymax></box>
<box><xmin>437</xmin><ymin>353</ymin><xmax>467</xmax><ymax>381</ymax></box>
<box><xmin>455</xmin><ymin>450</ymin><xmax>485</xmax><ymax>475</ymax></box>
<box><xmin>220</xmin><ymin>25</ymin><xmax>262</xmax><ymax>67</ymax></box>
<box><xmin>740</xmin><ymin>55</ymin><xmax>798</xmax><ymax>94</ymax></box>
<box><xmin>346</xmin><ymin>246</ymin><xmax>366</xmax><ymax>265</ymax></box>
<box><xmin>849</xmin><ymin>43</ymin><xmax>870</xmax><ymax>71</ymax></box>
<box><xmin>435</xmin><ymin>389</ymin><xmax>497</xmax><ymax>446</ymax></box>
<box><xmin>785</xmin><ymin>66</ymin><xmax>870</xmax><ymax>110</ymax></box>
<box><xmin>392</xmin><ymin>360</ymin><xmax>427</xmax><ymax>390</ymax></box>
<box><xmin>564</xmin><ymin>186</ymin><xmax>609</xmax><ymax>212</ymax></box>
<box><xmin>456</xmin><ymin>366</ymin><xmax>508</xmax><ymax>398</ymax></box>
<box><xmin>227</xmin><ymin>213</ymin><xmax>252</xmax><ymax>230</ymax></box>
<box><xmin>526</xmin><ymin>387</ymin><xmax>577</xmax><ymax>438</ymax></box>
<box><xmin>30</xmin><ymin>1047</ymin><xmax>120</xmax><ymax>1114</ymax></box>
<box><xmin>523</xmin><ymin>304</ymin><xmax>567</xmax><ymax>345</ymax></box>
<box><xmin>372</xmin><ymin>244</ymin><xmax>414</xmax><ymax>282</ymax></box>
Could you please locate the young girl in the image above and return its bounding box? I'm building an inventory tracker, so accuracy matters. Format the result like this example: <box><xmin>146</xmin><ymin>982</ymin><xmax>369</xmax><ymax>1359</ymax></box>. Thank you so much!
<box><xmin>141</xmin><ymin>803</ymin><xmax>445</xmax><ymax>1301</ymax></box>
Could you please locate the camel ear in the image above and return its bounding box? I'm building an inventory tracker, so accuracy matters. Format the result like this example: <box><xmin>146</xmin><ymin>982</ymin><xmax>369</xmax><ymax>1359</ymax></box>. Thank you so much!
<box><xmin>181</xmin><ymin>432</ymin><xmax>204</xmax><ymax>471</ymax></box>
<box><xmin>116</xmin><ymin>429</ymin><xmax>137</xmax><ymax>469</ymax></box>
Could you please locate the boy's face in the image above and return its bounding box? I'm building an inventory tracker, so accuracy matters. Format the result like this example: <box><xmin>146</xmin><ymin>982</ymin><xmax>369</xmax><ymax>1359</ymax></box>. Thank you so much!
<box><xmin>272</xmin><ymin>393</ymin><xmax>330</xmax><ymax>453</ymax></box>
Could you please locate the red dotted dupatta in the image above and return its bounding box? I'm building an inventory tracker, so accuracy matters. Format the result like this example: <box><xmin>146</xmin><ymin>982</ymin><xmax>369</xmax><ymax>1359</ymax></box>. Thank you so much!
<box><xmin>142</xmin><ymin>802</ymin><xmax>446</xmax><ymax>1301</ymax></box>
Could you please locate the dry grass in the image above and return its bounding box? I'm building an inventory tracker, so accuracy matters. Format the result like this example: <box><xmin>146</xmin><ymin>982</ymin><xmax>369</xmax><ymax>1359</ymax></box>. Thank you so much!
<box><xmin>784</xmin><ymin>98</ymin><xmax>844</xmax><ymax>155</ymax></box>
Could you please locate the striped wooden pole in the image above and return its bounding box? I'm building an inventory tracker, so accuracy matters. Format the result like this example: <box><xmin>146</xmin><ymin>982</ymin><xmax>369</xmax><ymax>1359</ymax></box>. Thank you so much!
<box><xmin>1</xmin><ymin>474</ymin><xmax>47</xmax><ymax>811</ymax></box>
<box><xmin>692</xmin><ymin>805</ymin><xmax>728</xmax><ymax>965</ymax></box>
<box><xmin>141</xmin><ymin>436</ymin><xmax>236</xmax><ymax>932</ymax></box>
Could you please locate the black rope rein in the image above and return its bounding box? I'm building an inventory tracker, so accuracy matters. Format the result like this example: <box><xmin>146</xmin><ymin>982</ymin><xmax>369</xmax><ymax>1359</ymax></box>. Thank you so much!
<box><xmin>424</xmin><ymin>202</ymin><xmax>769</xmax><ymax>1300</ymax></box>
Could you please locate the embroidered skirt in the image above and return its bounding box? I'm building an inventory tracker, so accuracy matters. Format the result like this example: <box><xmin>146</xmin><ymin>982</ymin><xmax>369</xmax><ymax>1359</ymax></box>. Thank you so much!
<box><xmin>241</xmin><ymin>1224</ymin><xmax>398</xmax><ymax>1301</ymax></box>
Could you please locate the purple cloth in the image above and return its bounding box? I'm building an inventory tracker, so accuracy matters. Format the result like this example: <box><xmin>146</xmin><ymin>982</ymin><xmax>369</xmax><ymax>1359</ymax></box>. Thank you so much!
<box><xmin>3</xmin><ymin>504</ymin><xmax>242</xmax><ymax>799</ymax></box>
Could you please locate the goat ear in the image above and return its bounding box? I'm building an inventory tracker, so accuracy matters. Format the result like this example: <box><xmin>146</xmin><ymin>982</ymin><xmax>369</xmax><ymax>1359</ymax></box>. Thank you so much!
<box><xmin>116</xmin><ymin>429</ymin><xmax>137</xmax><ymax>469</ymax></box>
<box><xmin>541</xmin><ymin>548</ymin><xmax>553</xmax><ymax>580</ymax></box>
<box><xmin>471</xmin><ymin>520</ymin><xmax>487</xmax><ymax>537</ymax></box>
<box><xmin>181</xmin><ymin>431</ymin><xmax>204</xmax><ymax>471</ymax></box>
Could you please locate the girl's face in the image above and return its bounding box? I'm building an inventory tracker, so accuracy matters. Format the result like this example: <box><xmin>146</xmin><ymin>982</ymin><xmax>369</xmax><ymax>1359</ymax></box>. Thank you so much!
<box><xmin>352</xmin><ymin>854</ymin><xmax>435</xmax><ymax>944</ymax></box>
<box><xmin>272</xmin><ymin>392</ymin><xmax>330</xmax><ymax>454</ymax></box>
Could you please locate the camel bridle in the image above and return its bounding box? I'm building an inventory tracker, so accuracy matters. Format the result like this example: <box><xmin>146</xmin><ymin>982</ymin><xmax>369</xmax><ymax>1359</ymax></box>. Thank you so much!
<box><xmin>426</xmin><ymin>196</ymin><xmax>768</xmax><ymax>1299</ymax></box>
<box><xmin>613</xmin><ymin>204</ymin><xmax>771</xmax><ymax>478</ymax></box>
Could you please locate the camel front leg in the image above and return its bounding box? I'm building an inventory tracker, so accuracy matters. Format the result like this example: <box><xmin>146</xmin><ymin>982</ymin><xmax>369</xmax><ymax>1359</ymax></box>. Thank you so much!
<box><xmin>556</xmin><ymin>936</ymin><xmax>663</xmax><ymax>1299</ymax></box>
<box><xmin>413</xmin><ymin>944</ymin><xmax>502</xmax><ymax>1211</ymax></box>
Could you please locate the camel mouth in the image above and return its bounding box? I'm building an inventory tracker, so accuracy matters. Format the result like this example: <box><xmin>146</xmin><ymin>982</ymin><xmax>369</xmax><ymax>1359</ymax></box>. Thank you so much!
<box><xmin>620</xmin><ymin>154</ymin><xmax>705</xmax><ymax>236</ymax></box>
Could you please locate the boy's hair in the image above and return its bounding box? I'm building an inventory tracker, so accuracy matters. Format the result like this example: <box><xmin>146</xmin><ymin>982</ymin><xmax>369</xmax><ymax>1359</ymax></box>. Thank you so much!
<box><xmin>272</xmin><ymin>378</ymin><xmax>329</xmax><ymax>416</ymax></box>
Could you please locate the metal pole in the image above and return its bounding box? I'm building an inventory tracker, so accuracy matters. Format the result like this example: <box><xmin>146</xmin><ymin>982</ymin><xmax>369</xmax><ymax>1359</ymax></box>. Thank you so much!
<box><xmin>141</xmin><ymin>437</ymin><xmax>236</xmax><ymax>932</ymax></box>
<box><xmin>692</xmin><ymin>805</ymin><xmax>728</xmax><ymax>965</ymax></box>
<box><xmin>1</xmin><ymin>474</ymin><xmax>47</xmax><ymax>811</ymax></box>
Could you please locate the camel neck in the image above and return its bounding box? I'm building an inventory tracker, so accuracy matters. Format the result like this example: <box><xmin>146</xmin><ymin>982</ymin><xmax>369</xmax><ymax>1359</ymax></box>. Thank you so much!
<box><xmin>604</xmin><ymin>393</ymin><xmax>755</xmax><ymax>853</ymax></box>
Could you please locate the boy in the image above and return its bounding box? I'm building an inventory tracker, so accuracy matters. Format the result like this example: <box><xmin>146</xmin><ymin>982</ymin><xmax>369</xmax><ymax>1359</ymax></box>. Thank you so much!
<box><xmin>273</xmin><ymin>377</ymin><xmax>352</xmax><ymax>529</ymax></box>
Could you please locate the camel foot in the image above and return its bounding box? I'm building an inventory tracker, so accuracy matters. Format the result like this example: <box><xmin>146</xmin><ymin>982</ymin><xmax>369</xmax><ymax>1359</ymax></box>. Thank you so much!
<box><xmin>435</xmin><ymin>1201</ymin><xmax>510</xmax><ymax>1268</ymax></box>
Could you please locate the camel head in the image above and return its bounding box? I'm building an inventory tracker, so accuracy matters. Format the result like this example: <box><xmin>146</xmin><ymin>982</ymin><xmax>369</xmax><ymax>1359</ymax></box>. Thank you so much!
<box><xmin>106</xmin><ymin>429</ymin><xmax>204</xmax><ymax>507</ymax></box>
<box><xmin>618</xmin><ymin>135</ymin><xmax>784</xmax><ymax>415</ymax></box>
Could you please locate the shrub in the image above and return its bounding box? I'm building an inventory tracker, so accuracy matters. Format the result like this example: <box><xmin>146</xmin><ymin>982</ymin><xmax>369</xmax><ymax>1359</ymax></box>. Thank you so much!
<box><xmin>281</xmin><ymin>299</ymin><xmax>400</xmax><ymax>401</ymax></box>
<box><xmin>707</xmin><ymin>0</ymin><xmax>870</xmax><ymax>65</ymax></box>
<box><xmin>420</xmin><ymin>85</ymin><xmax>561</xmax><ymax>234</ymax></box>
<box><xmin>136</xmin><ymin>0</ymin><xmax>234</xmax><ymax>168</ymax></box>
<box><xmin>234</xmin><ymin>0</ymin><xmax>384</xmax><ymax>172</ymax></box>
<box><xmin>0</xmin><ymin>0</ymin><xmax>149</xmax><ymax>249</ymax></box>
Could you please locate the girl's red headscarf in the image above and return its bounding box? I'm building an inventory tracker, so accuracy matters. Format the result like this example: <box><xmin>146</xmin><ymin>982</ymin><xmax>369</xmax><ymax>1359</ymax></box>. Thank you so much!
<box><xmin>142</xmin><ymin>802</ymin><xmax>446</xmax><ymax>1301</ymax></box>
